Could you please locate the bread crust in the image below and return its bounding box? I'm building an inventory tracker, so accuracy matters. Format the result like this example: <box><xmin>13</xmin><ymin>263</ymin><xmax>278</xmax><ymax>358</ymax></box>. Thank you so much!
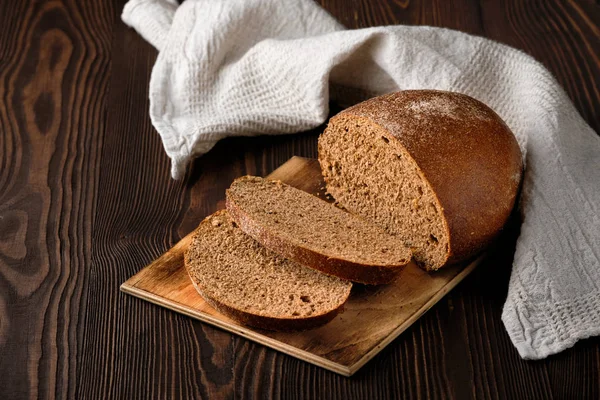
<box><xmin>187</xmin><ymin>274</ymin><xmax>347</xmax><ymax>331</ymax></box>
<box><xmin>325</xmin><ymin>90</ymin><xmax>523</xmax><ymax>266</ymax></box>
<box><xmin>226</xmin><ymin>192</ymin><xmax>407</xmax><ymax>284</ymax></box>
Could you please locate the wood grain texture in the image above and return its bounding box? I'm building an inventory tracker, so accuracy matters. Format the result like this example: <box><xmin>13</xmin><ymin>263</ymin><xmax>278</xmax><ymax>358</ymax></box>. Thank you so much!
<box><xmin>121</xmin><ymin>157</ymin><xmax>483</xmax><ymax>376</ymax></box>
<box><xmin>0</xmin><ymin>0</ymin><xmax>598</xmax><ymax>399</ymax></box>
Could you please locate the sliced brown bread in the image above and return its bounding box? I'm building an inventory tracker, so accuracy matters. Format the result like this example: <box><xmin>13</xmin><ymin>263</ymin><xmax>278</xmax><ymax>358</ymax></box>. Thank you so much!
<box><xmin>226</xmin><ymin>176</ymin><xmax>412</xmax><ymax>284</ymax></box>
<box><xmin>184</xmin><ymin>210</ymin><xmax>352</xmax><ymax>331</ymax></box>
<box><xmin>318</xmin><ymin>90</ymin><xmax>523</xmax><ymax>271</ymax></box>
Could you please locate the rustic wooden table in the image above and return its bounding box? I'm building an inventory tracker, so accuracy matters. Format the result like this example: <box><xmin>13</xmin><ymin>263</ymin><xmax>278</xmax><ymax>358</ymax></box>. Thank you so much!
<box><xmin>1</xmin><ymin>0</ymin><xmax>599</xmax><ymax>399</ymax></box>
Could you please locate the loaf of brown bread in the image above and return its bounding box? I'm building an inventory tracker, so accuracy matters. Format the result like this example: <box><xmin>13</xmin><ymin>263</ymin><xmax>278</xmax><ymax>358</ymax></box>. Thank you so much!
<box><xmin>226</xmin><ymin>176</ymin><xmax>412</xmax><ymax>284</ymax></box>
<box><xmin>184</xmin><ymin>210</ymin><xmax>352</xmax><ymax>331</ymax></box>
<box><xmin>318</xmin><ymin>90</ymin><xmax>523</xmax><ymax>271</ymax></box>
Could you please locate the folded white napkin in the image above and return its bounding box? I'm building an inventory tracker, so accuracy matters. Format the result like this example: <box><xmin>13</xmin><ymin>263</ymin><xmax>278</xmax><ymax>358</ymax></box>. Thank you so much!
<box><xmin>122</xmin><ymin>0</ymin><xmax>600</xmax><ymax>359</ymax></box>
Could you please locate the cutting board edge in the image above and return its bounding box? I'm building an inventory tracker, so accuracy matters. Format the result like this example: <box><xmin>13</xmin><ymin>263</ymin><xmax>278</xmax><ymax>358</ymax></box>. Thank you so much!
<box><xmin>120</xmin><ymin>252</ymin><xmax>482</xmax><ymax>377</ymax></box>
<box><xmin>345</xmin><ymin>253</ymin><xmax>483</xmax><ymax>375</ymax></box>
<box><xmin>119</xmin><ymin>282</ymin><xmax>354</xmax><ymax>376</ymax></box>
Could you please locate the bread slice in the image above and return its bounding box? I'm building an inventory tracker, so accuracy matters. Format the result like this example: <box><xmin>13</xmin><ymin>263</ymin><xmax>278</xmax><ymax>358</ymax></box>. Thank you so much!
<box><xmin>184</xmin><ymin>210</ymin><xmax>352</xmax><ymax>331</ymax></box>
<box><xmin>318</xmin><ymin>90</ymin><xmax>522</xmax><ymax>270</ymax></box>
<box><xmin>226</xmin><ymin>176</ymin><xmax>412</xmax><ymax>284</ymax></box>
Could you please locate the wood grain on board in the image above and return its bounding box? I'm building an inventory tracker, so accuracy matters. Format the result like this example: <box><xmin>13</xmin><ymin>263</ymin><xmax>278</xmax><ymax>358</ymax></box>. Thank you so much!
<box><xmin>121</xmin><ymin>157</ymin><xmax>482</xmax><ymax>376</ymax></box>
<box><xmin>0</xmin><ymin>0</ymin><xmax>598</xmax><ymax>398</ymax></box>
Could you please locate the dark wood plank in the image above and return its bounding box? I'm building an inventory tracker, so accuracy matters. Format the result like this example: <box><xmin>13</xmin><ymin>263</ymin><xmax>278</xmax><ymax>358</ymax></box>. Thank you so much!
<box><xmin>479</xmin><ymin>0</ymin><xmax>600</xmax><ymax>134</ymax></box>
<box><xmin>79</xmin><ymin>5</ymin><xmax>235</xmax><ymax>400</ymax></box>
<box><xmin>0</xmin><ymin>0</ymin><xmax>111</xmax><ymax>398</ymax></box>
<box><xmin>0</xmin><ymin>0</ymin><xmax>598</xmax><ymax>399</ymax></box>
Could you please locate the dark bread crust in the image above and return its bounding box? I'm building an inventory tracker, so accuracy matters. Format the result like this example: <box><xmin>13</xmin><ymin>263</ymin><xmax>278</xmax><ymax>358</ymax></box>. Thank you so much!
<box><xmin>187</xmin><ymin>276</ymin><xmax>345</xmax><ymax>331</ymax></box>
<box><xmin>328</xmin><ymin>90</ymin><xmax>523</xmax><ymax>265</ymax></box>
<box><xmin>226</xmin><ymin>188</ymin><xmax>406</xmax><ymax>284</ymax></box>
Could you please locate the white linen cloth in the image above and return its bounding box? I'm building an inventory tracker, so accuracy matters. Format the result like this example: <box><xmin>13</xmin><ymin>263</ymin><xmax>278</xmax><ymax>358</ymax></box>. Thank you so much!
<box><xmin>122</xmin><ymin>0</ymin><xmax>600</xmax><ymax>359</ymax></box>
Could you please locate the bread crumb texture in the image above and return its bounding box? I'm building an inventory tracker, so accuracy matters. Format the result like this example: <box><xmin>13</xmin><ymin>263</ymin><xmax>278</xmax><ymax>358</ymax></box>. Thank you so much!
<box><xmin>185</xmin><ymin>211</ymin><xmax>352</xmax><ymax>320</ymax></box>
<box><xmin>227</xmin><ymin>176</ymin><xmax>412</xmax><ymax>267</ymax></box>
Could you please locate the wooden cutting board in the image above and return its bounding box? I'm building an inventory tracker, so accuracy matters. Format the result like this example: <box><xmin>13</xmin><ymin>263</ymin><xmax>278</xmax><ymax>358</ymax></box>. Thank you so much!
<box><xmin>120</xmin><ymin>156</ymin><xmax>481</xmax><ymax>376</ymax></box>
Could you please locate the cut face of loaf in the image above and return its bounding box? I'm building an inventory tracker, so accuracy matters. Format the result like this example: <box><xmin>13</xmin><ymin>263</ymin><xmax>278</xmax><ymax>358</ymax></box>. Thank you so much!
<box><xmin>226</xmin><ymin>176</ymin><xmax>412</xmax><ymax>284</ymax></box>
<box><xmin>318</xmin><ymin>90</ymin><xmax>523</xmax><ymax>270</ymax></box>
<box><xmin>184</xmin><ymin>210</ymin><xmax>352</xmax><ymax>331</ymax></box>
<box><xmin>319</xmin><ymin>118</ymin><xmax>448</xmax><ymax>269</ymax></box>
